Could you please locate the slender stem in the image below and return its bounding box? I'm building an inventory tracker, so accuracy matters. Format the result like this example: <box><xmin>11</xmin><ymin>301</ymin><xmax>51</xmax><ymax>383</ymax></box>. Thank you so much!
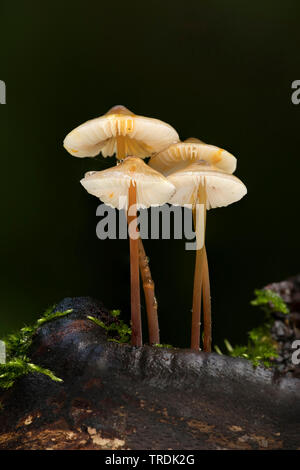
<box><xmin>116</xmin><ymin>136</ymin><xmax>158</xmax><ymax>347</ymax></box>
<box><xmin>128</xmin><ymin>182</ymin><xmax>142</xmax><ymax>347</ymax></box>
<box><xmin>138</xmin><ymin>239</ymin><xmax>160</xmax><ymax>345</ymax></box>
<box><xmin>191</xmin><ymin>246</ymin><xmax>204</xmax><ymax>350</ymax></box>
<box><xmin>191</xmin><ymin>182</ymin><xmax>206</xmax><ymax>351</ymax></box>
<box><xmin>116</xmin><ymin>135</ymin><xmax>126</xmax><ymax>160</ymax></box>
<box><xmin>202</xmin><ymin>246</ymin><xmax>212</xmax><ymax>352</ymax></box>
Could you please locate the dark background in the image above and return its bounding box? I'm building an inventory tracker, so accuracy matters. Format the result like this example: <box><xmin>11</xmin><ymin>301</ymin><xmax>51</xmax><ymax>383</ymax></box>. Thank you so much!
<box><xmin>0</xmin><ymin>0</ymin><xmax>299</xmax><ymax>348</ymax></box>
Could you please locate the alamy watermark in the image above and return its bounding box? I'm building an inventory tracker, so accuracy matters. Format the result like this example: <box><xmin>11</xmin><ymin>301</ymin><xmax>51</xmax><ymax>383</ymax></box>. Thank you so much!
<box><xmin>0</xmin><ymin>80</ymin><xmax>6</xmax><ymax>104</ymax></box>
<box><xmin>292</xmin><ymin>340</ymin><xmax>300</xmax><ymax>365</ymax></box>
<box><xmin>96</xmin><ymin>200</ymin><xmax>205</xmax><ymax>250</ymax></box>
<box><xmin>291</xmin><ymin>80</ymin><xmax>300</xmax><ymax>105</ymax></box>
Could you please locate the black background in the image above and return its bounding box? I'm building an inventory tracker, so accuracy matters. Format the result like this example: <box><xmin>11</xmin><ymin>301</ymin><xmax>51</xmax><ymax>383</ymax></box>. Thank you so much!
<box><xmin>0</xmin><ymin>0</ymin><xmax>299</xmax><ymax>348</ymax></box>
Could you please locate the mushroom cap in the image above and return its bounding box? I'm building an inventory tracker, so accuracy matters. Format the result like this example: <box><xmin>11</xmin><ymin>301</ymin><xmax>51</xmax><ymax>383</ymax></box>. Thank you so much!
<box><xmin>64</xmin><ymin>105</ymin><xmax>179</xmax><ymax>159</ymax></box>
<box><xmin>80</xmin><ymin>156</ymin><xmax>176</xmax><ymax>209</ymax></box>
<box><xmin>167</xmin><ymin>161</ymin><xmax>247</xmax><ymax>210</ymax></box>
<box><xmin>149</xmin><ymin>138</ymin><xmax>237</xmax><ymax>175</ymax></box>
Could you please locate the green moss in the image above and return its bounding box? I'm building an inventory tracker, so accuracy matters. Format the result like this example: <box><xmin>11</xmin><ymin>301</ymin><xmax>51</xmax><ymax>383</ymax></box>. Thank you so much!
<box><xmin>216</xmin><ymin>325</ymin><xmax>278</xmax><ymax>368</ymax></box>
<box><xmin>0</xmin><ymin>358</ymin><xmax>63</xmax><ymax>389</ymax></box>
<box><xmin>215</xmin><ymin>288</ymin><xmax>287</xmax><ymax>368</ymax></box>
<box><xmin>214</xmin><ymin>345</ymin><xmax>223</xmax><ymax>356</ymax></box>
<box><xmin>87</xmin><ymin>313</ymin><xmax>174</xmax><ymax>348</ymax></box>
<box><xmin>86</xmin><ymin>316</ymin><xmax>107</xmax><ymax>329</ymax></box>
<box><xmin>251</xmin><ymin>289</ymin><xmax>289</xmax><ymax>315</ymax></box>
<box><xmin>110</xmin><ymin>309</ymin><xmax>121</xmax><ymax>318</ymax></box>
<box><xmin>0</xmin><ymin>307</ymin><xmax>72</xmax><ymax>389</ymax></box>
<box><xmin>87</xmin><ymin>310</ymin><xmax>131</xmax><ymax>344</ymax></box>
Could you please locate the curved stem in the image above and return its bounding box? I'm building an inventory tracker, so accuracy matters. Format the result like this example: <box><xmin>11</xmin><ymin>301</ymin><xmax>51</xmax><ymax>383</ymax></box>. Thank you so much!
<box><xmin>191</xmin><ymin>182</ymin><xmax>206</xmax><ymax>351</ymax></box>
<box><xmin>202</xmin><ymin>246</ymin><xmax>212</xmax><ymax>352</ymax></box>
<box><xmin>128</xmin><ymin>182</ymin><xmax>142</xmax><ymax>347</ymax></box>
<box><xmin>138</xmin><ymin>239</ymin><xmax>160</xmax><ymax>345</ymax></box>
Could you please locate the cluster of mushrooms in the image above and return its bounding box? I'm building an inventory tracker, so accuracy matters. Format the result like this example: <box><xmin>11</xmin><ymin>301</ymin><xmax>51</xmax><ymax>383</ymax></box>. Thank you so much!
<box><xmin>63</xmin><ymin>106</ymin><xmax>247</xmax><ymax>352</ymax></box>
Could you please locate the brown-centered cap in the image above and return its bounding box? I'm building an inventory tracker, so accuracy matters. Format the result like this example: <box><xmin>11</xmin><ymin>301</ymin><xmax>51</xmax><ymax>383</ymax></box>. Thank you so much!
<box><xmin>167</xmin><ymin>161</ymin><xmax>247</xmax><ymax>210</ymax></box>
<box><xmin>64</xmin><ymin>105</ymin><xmax>179</xmax><ymax>159</ymax></box>
<box><xmin>80</xmin><ymin>156</ymin><xmax>176</xmax><ymax>209</ymax></box>
<box><xmin>149</xmin><ymin>137</ymin><xmax>237</xmax><ymax>175</ymax></box>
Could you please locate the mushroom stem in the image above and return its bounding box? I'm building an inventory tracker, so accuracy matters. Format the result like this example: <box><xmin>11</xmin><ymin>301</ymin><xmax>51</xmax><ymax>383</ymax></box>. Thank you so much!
<box><xmin>191</xmin><ymin>247</ymin><xmax>204</xmax><ymax>351</ymax></box>
<box><xmin>116</xmin><ymin>135</ymin><xmax>126</xmax><ymax>160</ymax></box>
<box><xmin>128</xmin><ymin>181</ymin><xmax>142</xmax><ymax>347</ymax></box>
<box><xmin>202</xmin><ymin>246</ymin><xmax>212</xmax><ymax>352</ymax></box>
<box><xmin>138</xmin><ymin>239</ymin><xmax>160</xmax><ymax>345</ymax></box>
<box><xmin>116</xmin><ymin>139</ymin><xmax>159</xmax><ymax>347</ymax></box>
<box><xmin>191</xmin><ymin>182</ymin><xmax>206</xmax><ymax>351</ymax></box>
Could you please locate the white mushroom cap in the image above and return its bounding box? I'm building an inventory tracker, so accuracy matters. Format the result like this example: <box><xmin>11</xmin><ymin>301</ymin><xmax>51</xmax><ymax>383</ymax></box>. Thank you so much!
<box><xmin>80</xmin><ymin>157</ymin><xmax>176</xmax><ymax>210</ymax></box>
<box><xmin>64</xmin><ymin>105</ymin><xmax>179</xmax><ymax>159</ymax></box>
<box><xmin>149</xmin><ymin>138</ymin><xmax>237</xmax><ymax>175</ymax></box>
<box><xmin>167</xmin><ymin>161</ymin><xmax>247</xmax><ymax>210</ymax></box>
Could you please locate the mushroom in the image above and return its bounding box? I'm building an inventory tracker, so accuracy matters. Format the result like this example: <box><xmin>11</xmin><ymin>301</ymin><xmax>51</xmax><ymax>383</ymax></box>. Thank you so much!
<box><xmin>64</xmin><ymin>105</ymin><xmax>179</xmax><ymax>346</ymax></box>
<box><xmin>63</xmin><ymin>105</ymin><xmax>179</xmax><ymax>159</ymax></box>
<box><xmin>149</xmin><ymin>137</ymin><xmax>237</xmax><ymax>176</ymax></box>
<box><xmin>149</xmin><ymin>138</ymin><xmax>238</xmax><ymax>351</ymax></box>
<box><xmin>81</xmin><ymin>156</ymin><xmax>175</xmax><ymax>347</ymax></box>
<box><xmin>167</xmin><ymin>161</ymin><xmax>247</xmax><ymax>351</ymax></box>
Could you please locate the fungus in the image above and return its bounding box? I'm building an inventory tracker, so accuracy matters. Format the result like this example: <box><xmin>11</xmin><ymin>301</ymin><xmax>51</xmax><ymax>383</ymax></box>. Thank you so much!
<box><xmin>167</xmin><ymin>161</ymin><xmax>247</xmax><ymax>351</ymax></box>
<box><xmin>64</xmin><ymin>105</ymin><xmax>179</xmax><ymax>346</ymax></box>
<box><xmin>81</xmin><ymin>157</ymin><xmax>175</xmax><ymax>346</ymax></box>
<box><xmin>149</xmin><ymin>137</ymin><xmax>237</xmax><ymax>176</ymax></box>
<box><xmin>63</xmin><ymin>105</ymin><xmax>179</xmax><ymax>159</ymax></box>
